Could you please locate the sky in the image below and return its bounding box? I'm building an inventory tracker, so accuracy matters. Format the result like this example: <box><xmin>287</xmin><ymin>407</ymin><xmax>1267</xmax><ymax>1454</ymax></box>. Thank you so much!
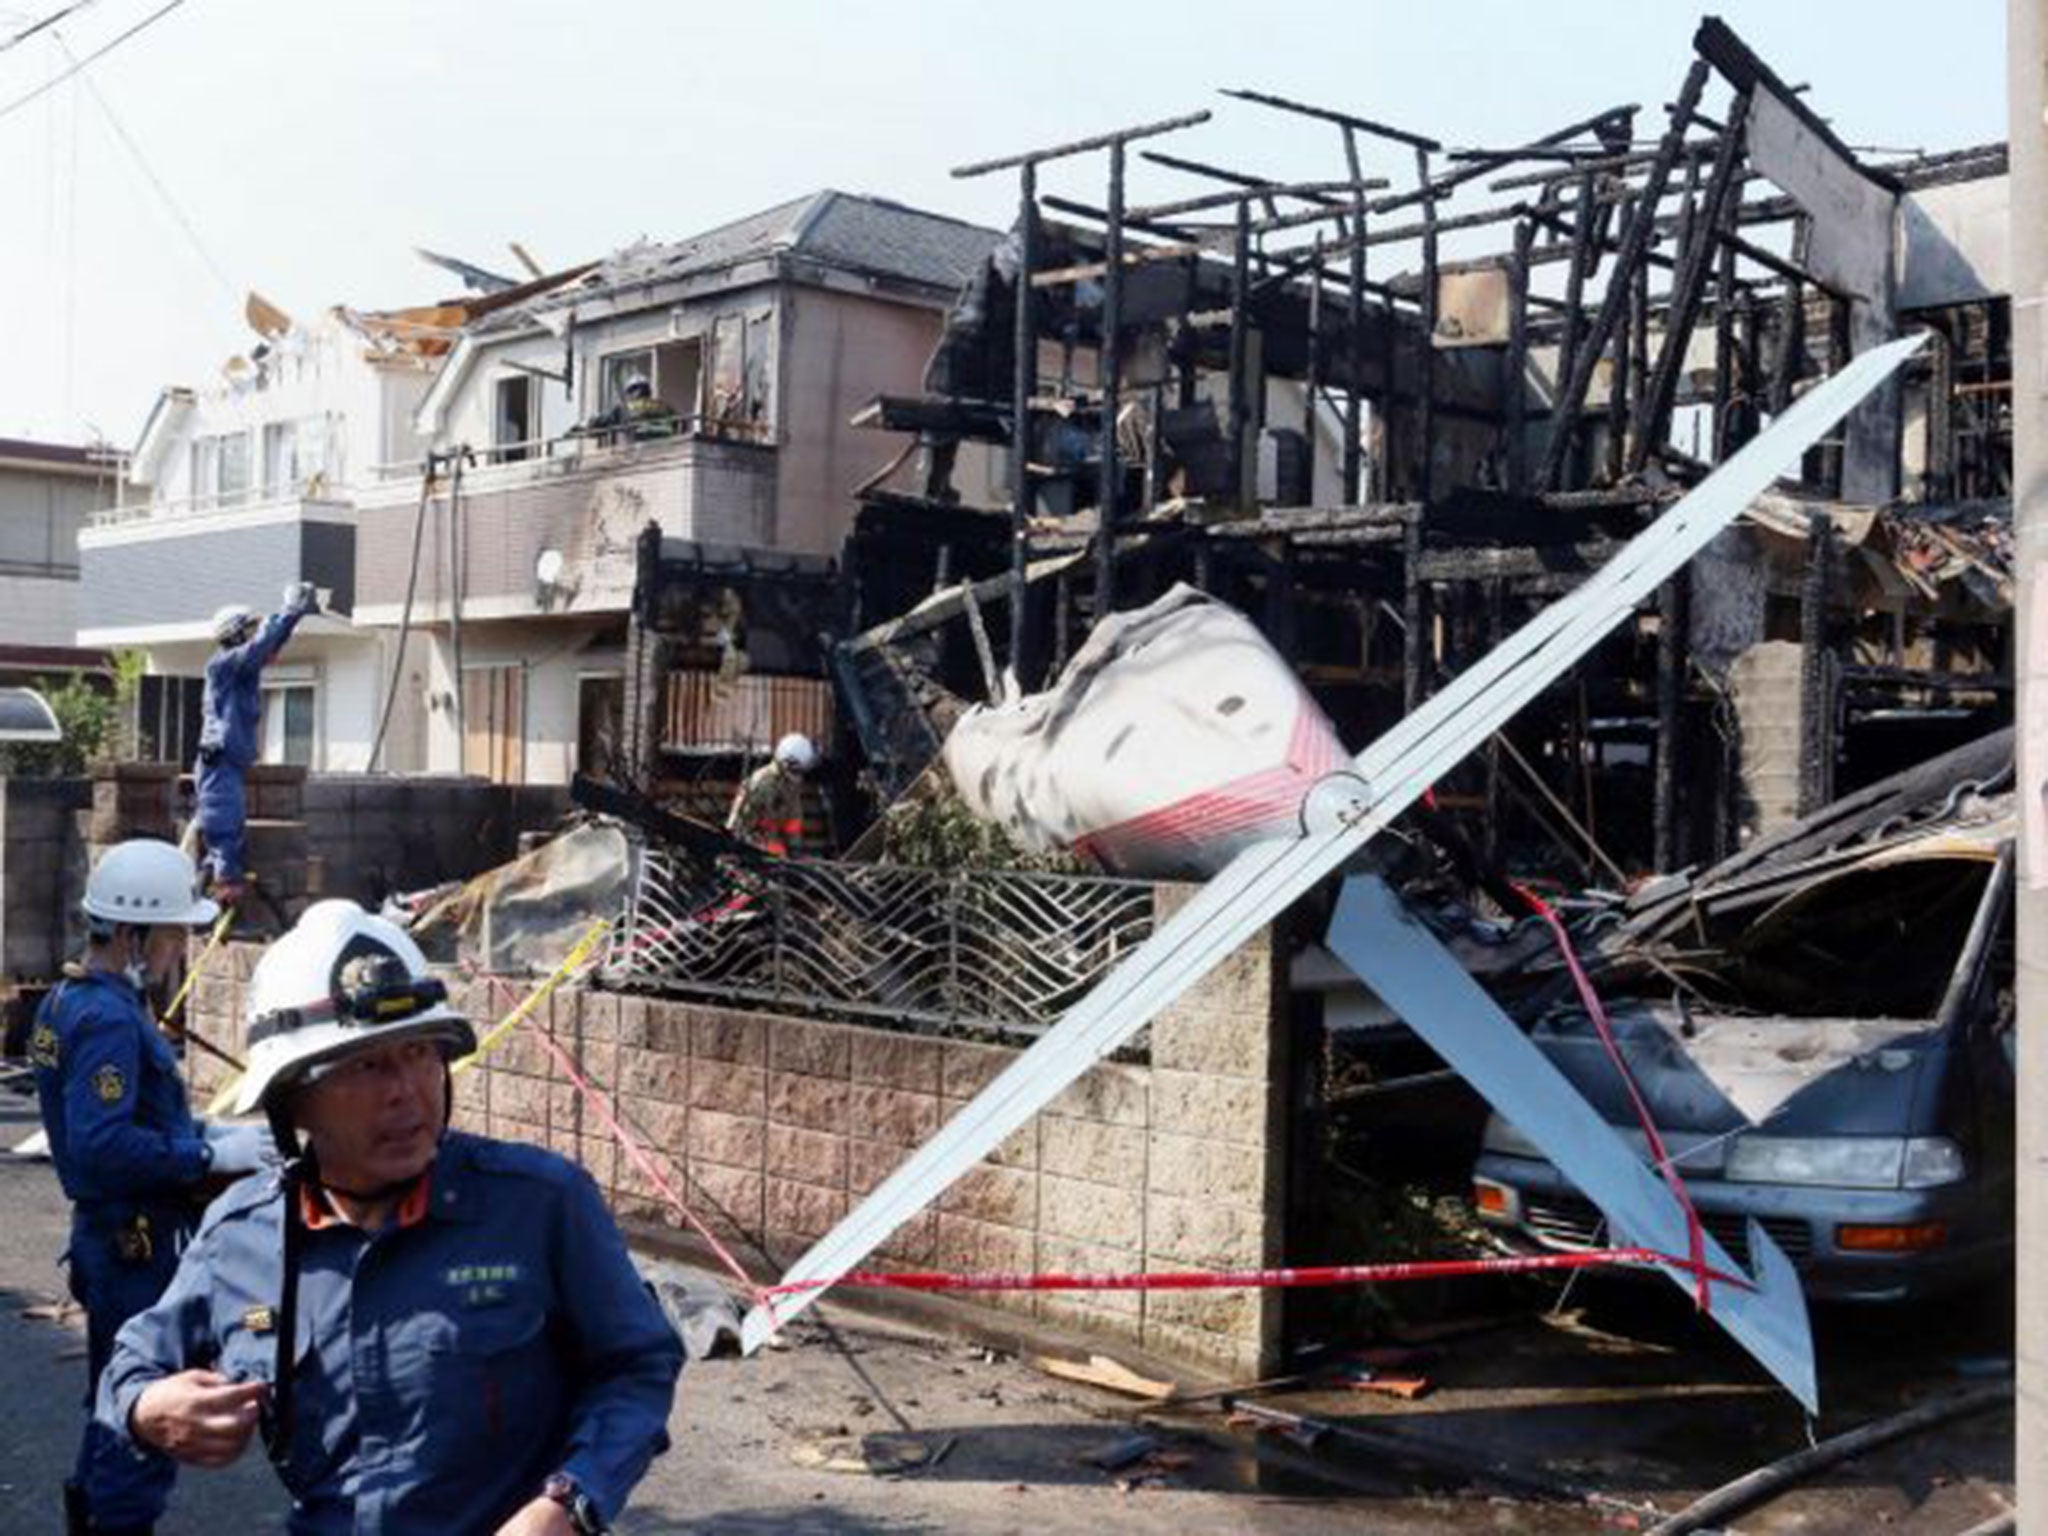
<box><xmin>0</xmin><ymin>0</ymin><xmax>2012</xmax><ymax>448</ymax></box>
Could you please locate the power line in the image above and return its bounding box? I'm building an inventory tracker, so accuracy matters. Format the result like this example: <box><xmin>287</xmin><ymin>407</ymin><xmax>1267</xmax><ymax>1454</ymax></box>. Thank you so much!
<box><xmin>0</xmin><ymin>0</ymin><xmax>102</xmax><ymax>54</ymax></box>
<box><xmin>56</xmin><ymin>27</ymin><xmax>237</xmax><ymax>299</ymax></box>
<box><xmin>0</xmin><ymin>0</ymin><xmax>185</xmax><ymax>123</ymax></box>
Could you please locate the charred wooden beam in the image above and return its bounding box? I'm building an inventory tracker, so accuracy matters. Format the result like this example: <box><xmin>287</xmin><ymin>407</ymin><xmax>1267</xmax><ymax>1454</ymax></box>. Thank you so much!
<box><xmin>1540</xmin><ymin>58</ymin><xmax>1711</xmax><ymax>491</ymax></box>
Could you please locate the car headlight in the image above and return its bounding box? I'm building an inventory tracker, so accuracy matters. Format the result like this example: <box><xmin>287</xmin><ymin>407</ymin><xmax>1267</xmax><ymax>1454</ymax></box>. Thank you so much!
<box><xmin>1724</xmin><ymin>1135</ymin><xmax>1967</xmax><ymax>1190</ymax></box>
<box><xmin>1901</xmin><ymin>1137</ymin><xmax>1968</xmax><ymax>1188</ymax></box>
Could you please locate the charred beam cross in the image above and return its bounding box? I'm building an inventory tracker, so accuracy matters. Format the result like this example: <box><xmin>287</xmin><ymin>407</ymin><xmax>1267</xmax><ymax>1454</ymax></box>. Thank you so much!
<box><xmin>1540</xmin><ymin>60</ymin><xmax>1712</xmax><ymax>490</ymax></box>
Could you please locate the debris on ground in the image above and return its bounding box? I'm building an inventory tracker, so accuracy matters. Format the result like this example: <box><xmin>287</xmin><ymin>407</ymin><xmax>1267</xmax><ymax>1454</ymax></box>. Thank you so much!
<box><xmin>1033</xmin><ymin>1352</ymin><xmax>1178</xmax><ymax>1402</ymax></box>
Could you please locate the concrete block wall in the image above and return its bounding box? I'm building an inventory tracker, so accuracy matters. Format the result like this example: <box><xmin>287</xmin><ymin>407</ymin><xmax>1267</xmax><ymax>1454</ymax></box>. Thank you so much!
<box><xmin>299</xmin><ymin>775</ymin><xmax>570</xmax><ymax>904</ymax></box>
<box><xmin>0</xmin><ymin>777</ymin><xmax>89</xmax><ymax>979</ymax></box>
<box><xmin>187</xmin><ymin>890</ymin><xmax>1291</xmax><ymax>1380</ymax></box>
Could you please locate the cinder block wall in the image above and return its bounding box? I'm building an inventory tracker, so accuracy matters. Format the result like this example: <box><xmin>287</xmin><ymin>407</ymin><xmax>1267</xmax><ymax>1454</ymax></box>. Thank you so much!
<box><xmin>0</xmin><ymin>777</ymin><xmax>90</xmax><ymax>979</ymax></box>
<box><xmin>187</xmin><ymin>890</ymin><xmax>1289</xmax><ymax>1380</ymax></box>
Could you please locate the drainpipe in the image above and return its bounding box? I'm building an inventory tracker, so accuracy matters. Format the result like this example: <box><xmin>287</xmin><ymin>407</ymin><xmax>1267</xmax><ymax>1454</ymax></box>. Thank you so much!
<box><xmin>2009</xmin><ymin>0</ymin><xmax>2046</xmax><ymax>1527</ymax></box>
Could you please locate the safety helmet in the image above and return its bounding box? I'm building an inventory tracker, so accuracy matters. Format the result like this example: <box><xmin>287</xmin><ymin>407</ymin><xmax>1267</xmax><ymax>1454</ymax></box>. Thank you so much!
<box><xmin>82</xmin><ymin>839</ymin><xmax>220</xmax><ymax>929</ymax></box>
<box><xmin>210</xmin><ymin>604</ymin><xmax>259</xmax><ymax>646</ymax></box>
<box><xmin>232</xmin><ymin>900</ymin><xmax>475</xmax><ymax>1116</ymax></box>
<box><xmin>774</xmin><ymin>732</ymin><xmax>819</xmax><ymax>773</ymax></box>
<box><xmin>622</xmin><ymin>376</ymin><xmax>652</xmax><ymax>400</ymax></box>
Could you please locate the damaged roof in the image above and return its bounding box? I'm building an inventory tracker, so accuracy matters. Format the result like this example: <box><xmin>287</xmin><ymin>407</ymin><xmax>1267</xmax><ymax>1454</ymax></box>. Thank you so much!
<box><xmin>478</xmin><ymin>191</ymin><xmax>1001</xmax><ymax>332</ymax></box>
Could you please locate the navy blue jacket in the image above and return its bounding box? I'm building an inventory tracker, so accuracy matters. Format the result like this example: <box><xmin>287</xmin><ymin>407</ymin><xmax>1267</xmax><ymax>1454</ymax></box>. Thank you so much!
<box><xmin>31</xmin><ymin>971</ymin><xmax>211</xmax><ymax>1209</ymax></box>
<box><xmin>99</xmin><ymin>1132</ymin><xmax>683</xmax><ymax>1534</ymax></box>
<box><xmin>200</xmin><ymin>607</ymin><xmax>306</xmax><ymax>770</ymax></box>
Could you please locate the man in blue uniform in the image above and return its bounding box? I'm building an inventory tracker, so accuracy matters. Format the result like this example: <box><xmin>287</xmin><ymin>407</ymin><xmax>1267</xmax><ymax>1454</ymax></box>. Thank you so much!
<box><xmin>99</xmin><ymin>901</ymin><xmax>683</xmax><ymax>1535</ymax></box>
<box><xmin>196</xmin><ymin>583</ymin><xmax>316</xmax><ymax>902</ymax></box>
<box><xmin>31</xmin><ymin>838</ymin><xmax>271</xmax><ymax>1535</ymax></box>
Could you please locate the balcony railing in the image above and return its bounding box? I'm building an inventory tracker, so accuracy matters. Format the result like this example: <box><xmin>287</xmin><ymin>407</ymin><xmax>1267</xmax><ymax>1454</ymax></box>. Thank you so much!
<box><xmin>365</xmin><ymin>415</ymin><xmax>773</xmax><ymax>489</ymax></box>
<box><xmin>85</xmin><ymin>490</ymin><xmax>353</xmax><ymax>532</ymax></box>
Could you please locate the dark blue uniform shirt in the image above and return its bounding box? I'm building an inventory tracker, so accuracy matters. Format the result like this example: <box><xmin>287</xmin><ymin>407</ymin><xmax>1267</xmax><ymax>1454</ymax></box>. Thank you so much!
<box><xmin>31</xmin><ymin>970</ymin><xmax>211</xmax><ymax>1208</ymax></box>
<box><xmin>99</xmin><ymin>1132</ymin><xmax>683</xmax><ymax>1535</ymax></box>
<box><xmin>200</xmin><ymin>607</ymin><xmax>305</xmax><ymax>770</ymax></box>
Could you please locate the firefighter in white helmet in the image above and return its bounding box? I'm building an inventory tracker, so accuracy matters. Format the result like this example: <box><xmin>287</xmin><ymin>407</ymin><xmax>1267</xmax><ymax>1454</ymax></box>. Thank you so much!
<box><xmin>30</xmin><ymin>840</ymin><xmax>271</xmax><ymax>1536</ymax></box>
<box><xmin>724</xmin><ymin>732</ymin><xmax>818</xmax><ymax>855</ymax></box>
<box><xmin>99</xmin><ymin>901</ymin><xmax>682</xmax><ymax>1535</ymax></box>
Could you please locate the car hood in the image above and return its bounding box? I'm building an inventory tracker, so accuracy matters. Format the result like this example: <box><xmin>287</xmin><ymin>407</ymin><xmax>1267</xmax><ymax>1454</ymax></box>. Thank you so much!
<box><xmin>1527</xmin><ymin>1002</ymin><xmax>1944</xmax><ymax>1160</ymax></box>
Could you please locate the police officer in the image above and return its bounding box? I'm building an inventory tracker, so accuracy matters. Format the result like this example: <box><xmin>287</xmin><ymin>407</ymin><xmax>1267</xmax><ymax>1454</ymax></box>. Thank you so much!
<box><xmin>196</xmin><ymin>583</ymin><xmax>316</xmax><ymax>902</ymax></box>
<box><xmin>99</xmin><ymin>901</ymin><xmax>683</xmax><ymax>1535</ymax></box>
<box><xmin>31</xmin><ymin>839</ymin><xmax>271</xmax><ymax>1536</ymax></box>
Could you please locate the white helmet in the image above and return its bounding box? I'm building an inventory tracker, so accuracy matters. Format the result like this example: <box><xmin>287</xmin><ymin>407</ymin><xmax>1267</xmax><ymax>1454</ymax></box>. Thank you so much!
<box><xmin>232</xmin><ymin>900</ymin><xmax>475</xmax><ymax>1115</ymax></box>
<box><xmin>83</xmin><ymin>839</ymin><xmax>220</xmax><ymax>929</ymax></box>
<box><xmin>774</xmin><ymin>732</ymin><xmax>819</xmax><ymax>773</ymax></box>
<box><xmin>211</xmin><ymin>604</ymin><xmax>259</xmax><ymax>645</ymax></box>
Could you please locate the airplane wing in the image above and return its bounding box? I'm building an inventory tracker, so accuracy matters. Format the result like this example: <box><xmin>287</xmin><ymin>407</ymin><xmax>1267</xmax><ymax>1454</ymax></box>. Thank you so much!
<box><xmin>1324</xmin><ymin>875</ymin><xmax>1816</xmax><ymax>1411</ymax></box>
<box><xmin>741</xmin><ymin>335</ymin><xmax>1925</xmax><ymax>1366</ymax></box>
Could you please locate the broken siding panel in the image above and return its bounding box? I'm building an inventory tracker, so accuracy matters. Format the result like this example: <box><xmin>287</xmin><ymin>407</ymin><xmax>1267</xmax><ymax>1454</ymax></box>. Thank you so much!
<box><xmin>663</xmin><ymin>671</ymin><xmax>833</xmax><ymax>755</ymax></box>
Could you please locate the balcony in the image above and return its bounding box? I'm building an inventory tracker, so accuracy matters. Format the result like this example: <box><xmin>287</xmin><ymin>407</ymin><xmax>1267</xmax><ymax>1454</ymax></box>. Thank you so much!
<box><xmin>77</xmin><ymin>495</ymin><xmax>356</xmax><ymax>646</ymax></box>
<box><xmin>352</xmin><ymin>431</ymin><xmax>777</xmax><ymax>625</ymax></box>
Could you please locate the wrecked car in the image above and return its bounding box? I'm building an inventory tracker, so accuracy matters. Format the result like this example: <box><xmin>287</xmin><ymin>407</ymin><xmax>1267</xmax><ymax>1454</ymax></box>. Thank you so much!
<box><xmin>1472</xmin><ymin>730</ymin><xmax>2016</xmax><ymax>1303</ymax></box>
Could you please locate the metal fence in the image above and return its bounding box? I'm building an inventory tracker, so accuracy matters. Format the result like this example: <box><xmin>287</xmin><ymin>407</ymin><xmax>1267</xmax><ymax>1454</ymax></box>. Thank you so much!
<box><xmin>602</xmin><ymin>844</ymin><xmax>1156</xmax><ymax>1040</ymax></box>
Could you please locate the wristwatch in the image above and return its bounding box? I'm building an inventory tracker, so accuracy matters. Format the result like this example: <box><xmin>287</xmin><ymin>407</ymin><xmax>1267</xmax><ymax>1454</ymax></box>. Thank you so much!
<box><xmin>541</xmin><ymin>1472</ymin><xmax>606</xmax><ymax>1534</ymax></box>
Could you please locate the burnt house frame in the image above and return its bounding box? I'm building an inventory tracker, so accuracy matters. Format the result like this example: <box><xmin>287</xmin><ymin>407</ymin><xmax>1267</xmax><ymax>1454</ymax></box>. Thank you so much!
<box><xmin>841</xmin><ymin>16</ymin><xmax>2015</xmax><ymax>881</ymax></box>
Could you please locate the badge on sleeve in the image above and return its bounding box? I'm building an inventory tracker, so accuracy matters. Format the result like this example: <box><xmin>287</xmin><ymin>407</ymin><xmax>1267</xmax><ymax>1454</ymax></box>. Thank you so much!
<box><xmin>91</xmin><ymin>1064</ymin><xmax>127</xmax><ymax>1104</ymax></box>
<box><xmin>241</xmin><ymin>1305</ymin><xmax>275</xmax><ymax>1335</ymax></box>
<box><xmin>29</xmin><ymin>1024</ymin><xmax>57</xmax><ymax>1069</ymax></box>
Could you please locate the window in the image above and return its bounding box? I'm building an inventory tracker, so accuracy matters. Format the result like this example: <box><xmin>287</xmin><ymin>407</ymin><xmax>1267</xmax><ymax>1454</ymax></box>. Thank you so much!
<box><xmin>188</xmin><ymin>431</ymin><xmax>253</xmax><ymax>508</ymax></box>
<box><xmin>189</xmin><ymin>436</ymin><xmax>219</xmax><ymax>508</ymax></box>
<box><xmin>600</xmin><ymin>350</ymin><xmax>656</xmax><ymax>413</ymax></box>
<box><xmin>260</xmin><ymin>681</ymin><xmax>316</xmax><ymax>767</ymax></box>
<box><xmin>461</xmin><ymin>664</ymin><xmax>526</xmax><ymax>784</ymax></box>
<box><xmin>494</xmin><ymin>375</ymin><xmax>536</xmax><ymax>463</ymax></box>
<box><xmin>218</xmin><ymin>431</ymin><xmax>251</xmax><ymax>506</ymax></box>
<box><xmin>263</xmin><ymin>420</ymin><xmax>300</xmax><ymax>499</ymax></box>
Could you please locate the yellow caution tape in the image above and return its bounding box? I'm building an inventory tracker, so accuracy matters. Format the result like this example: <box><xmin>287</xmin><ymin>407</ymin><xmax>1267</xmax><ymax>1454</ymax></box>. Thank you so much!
<box><xmin>452</xmin><ymin>919</ymin><xmax>612</xmax><ymax>1077</ymax></box>
<box><xmin>161</xmin><ymin>906</ymin><xmax>234</xmax><ymax>1035</ymax></box>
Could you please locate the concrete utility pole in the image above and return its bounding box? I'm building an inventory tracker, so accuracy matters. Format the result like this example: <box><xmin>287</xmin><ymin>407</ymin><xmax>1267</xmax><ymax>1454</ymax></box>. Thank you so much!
<box><xmin>2012</xmin><ymin>1</ymin><xmax>2047</xmax><ymax>1529</ymax></box>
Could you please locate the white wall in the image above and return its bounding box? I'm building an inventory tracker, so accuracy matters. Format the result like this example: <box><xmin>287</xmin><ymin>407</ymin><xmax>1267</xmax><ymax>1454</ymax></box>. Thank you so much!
<box><xmin>143</xmin><ymin>622</ymin><xmax>387</xmax><ymax>774</ymax></box>
<box><xmin>414</xmin><ymin>618</ymin><xmax>611</xmax><ymax>784</ymax></box>
<box><xmin>140</xmin><ymin>315</ymin><xmax>436</xmax><ymax>508</ymax></box>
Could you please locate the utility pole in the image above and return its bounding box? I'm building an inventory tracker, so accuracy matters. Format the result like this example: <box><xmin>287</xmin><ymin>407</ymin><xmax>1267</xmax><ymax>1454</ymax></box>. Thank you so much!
<box><xmin>2010</xmin><ymin>1</ymin><xmax>2046</xmax><ymax>1528</ymax></box>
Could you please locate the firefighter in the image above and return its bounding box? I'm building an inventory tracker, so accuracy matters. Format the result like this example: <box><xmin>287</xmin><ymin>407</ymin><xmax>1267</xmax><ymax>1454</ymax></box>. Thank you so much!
<box><xmin>725</xmin><ymin>732</ymin><xmax>818</xmax><ymax>855</ymax></box>
<box><xmin>99</xmin><ymin>901</ymin><xmax>683</xmax><ymax>1535</ymax></box>
<box><xmin>195</xmin><ymin>583</ymin><xmax>316</xmax><ymax>902</ymax></box>
<box><xmin>31</xmin><ymin>839</ymin><xmax>271</xmax><ymax>1535</ymax></box>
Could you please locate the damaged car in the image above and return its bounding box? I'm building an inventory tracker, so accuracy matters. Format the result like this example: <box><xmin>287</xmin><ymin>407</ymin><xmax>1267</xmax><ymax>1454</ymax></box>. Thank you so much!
<box><xmin>1472</xmin><ymin>730</ymin><xmax>2016</xmax><ymax>1303</ymax></box>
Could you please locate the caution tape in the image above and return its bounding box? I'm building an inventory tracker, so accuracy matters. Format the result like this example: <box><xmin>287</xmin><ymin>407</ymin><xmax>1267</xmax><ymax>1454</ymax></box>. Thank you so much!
<box><xmin>452</xmin><ymin>919</ymin><xmax>612</xmax><ymax>1078</ymax></box>
<box><xmin>766</xmin><ymin>1248</ymin><xmax>1752</xmax><ymax>1297</ymax></box>
<box><xmin>160</xmin><ymin>906</ymin><xmax>233</xmax><ymax>1034</ymax></box>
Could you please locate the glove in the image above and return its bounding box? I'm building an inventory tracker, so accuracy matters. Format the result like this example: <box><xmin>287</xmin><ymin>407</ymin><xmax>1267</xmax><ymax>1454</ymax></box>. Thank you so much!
<box><xmin>203</xmin><ymin>1121</ymin><xmax>277</xmax><ymax>1176</ymax></box>
<box><xmin>283</xmin><ymin>581</ymin><xmax>317</xmax><ymax>615</ymax></box>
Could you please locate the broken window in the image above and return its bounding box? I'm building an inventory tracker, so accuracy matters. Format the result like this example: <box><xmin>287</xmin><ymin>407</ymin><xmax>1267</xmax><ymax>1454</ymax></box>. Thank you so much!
<box><xmin>600</xmin><ymin>349</ymin><xmax>656</xmax><ymax>413</ymax></box>
<box><xmin>494</xmin><ymin>375</ymin><xmax>537</xmax><ymax>463</ymax></box>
